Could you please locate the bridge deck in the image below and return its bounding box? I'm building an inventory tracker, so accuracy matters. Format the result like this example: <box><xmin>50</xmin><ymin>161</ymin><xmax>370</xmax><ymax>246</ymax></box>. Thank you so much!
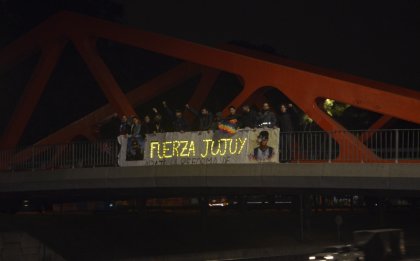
<box><xmin>1</xmin><ymin>164</ymin><xmax>419</xmax><ymax>194</ymax></box>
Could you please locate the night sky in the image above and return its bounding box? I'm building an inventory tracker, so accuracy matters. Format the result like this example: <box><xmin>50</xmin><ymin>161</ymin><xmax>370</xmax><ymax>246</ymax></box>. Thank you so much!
<box><xmin>1</xmin><ymin>0</ymin><xmax>419</xmax><ymax>145</ymax></box>
<box><xmin>119</xmin><ymin>1</ymin><xmax>419</xmax><ymax>89</ymax></box>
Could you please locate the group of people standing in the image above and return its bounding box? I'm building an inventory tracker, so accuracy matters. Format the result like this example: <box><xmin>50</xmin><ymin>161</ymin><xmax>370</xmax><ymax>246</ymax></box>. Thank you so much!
<box><xmin>118</xmin><ymin>101</ymin><xmax>298</xmax><ymax>137</ymax></box>
<box><xmin>117</xmin><ymin>101</ymin><xmax>299</xmax><ymax>161</ymax></box>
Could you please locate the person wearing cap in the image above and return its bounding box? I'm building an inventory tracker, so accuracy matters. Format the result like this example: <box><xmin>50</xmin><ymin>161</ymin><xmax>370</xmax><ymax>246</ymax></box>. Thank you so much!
<box><xmin>253</xmin><ymin>130</ymin><xmax>274</xmax><ymax>161</ymax></box>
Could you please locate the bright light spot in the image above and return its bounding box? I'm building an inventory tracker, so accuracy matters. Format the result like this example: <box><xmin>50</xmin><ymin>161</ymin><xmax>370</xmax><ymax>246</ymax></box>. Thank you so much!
<box><xmin>208</xmin><ymin>203</ymin><xmax>228</xmax><ymax>207</ymax></box>
<box><xmin>309</xmin><ymin>256</ymin><xmax>316</xmax><ymax>260</ymax></box>
<box><xmin>325</xmin><ymin>255</ymin><xmax>334</xmax><ymax>260</ymax></box>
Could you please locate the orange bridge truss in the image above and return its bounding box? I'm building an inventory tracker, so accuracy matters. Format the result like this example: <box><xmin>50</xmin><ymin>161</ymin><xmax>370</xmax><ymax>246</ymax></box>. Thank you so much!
<box><xmin>1</xmin><ymin>12</ymin><xmax>420</xmax><ymax>162</ymax></box>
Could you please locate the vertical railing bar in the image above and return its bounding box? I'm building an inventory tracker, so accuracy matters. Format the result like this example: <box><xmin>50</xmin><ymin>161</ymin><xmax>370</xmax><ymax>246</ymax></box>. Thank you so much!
<box><xmin>72</xmin><ymin>142</ymin><xmax>75</xmax><ymax>168</ymax></box>
<box><xmin>411</xmin><ymin>130</ymin><xmax>414</xmax><ymax>159</ymax></box>
<box><xmin>307</xmin><ymin>131</ymin><xmax>310</xmax><ymax>160</ymax></box>
<box><xmin>31</xmin><ymin>145</ymin><xmax>35</xmax><ymax>171</ymax></box>
<box><xmin>416</xmin><ymin>130</ymin><xmax>420</xmax><ymax>159</ymax></box>
<box><xmin>395</xmin><ymin>129</ymin><xmax>399</xmax><ymax>163</ymax></box>
<box><xmin>328</xmin><ymin>131</ymin><xmax>332</xmax><ymax>163</ymax></box>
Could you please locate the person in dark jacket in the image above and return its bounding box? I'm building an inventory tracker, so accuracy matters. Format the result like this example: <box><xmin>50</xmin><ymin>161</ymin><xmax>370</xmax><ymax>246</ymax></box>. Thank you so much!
<box><xmin>162</xmin><ymin>101</ymin><xmax>190</xmax><ymax>132</ymax></box>
<box><xmin>222</xmin><ymin>106</ymin><xmax>241</xmax><ymax>131</ymax></box>
<box><xmin>258</xmin><ymin>102</ymin><xmax>277</xmax><ymax>128</ymax></box>
<box><xmin>278</xmin><ymin>104</ymin><xmax>294</xmax><ymax>132</ymax></box>
<box><xmin>240</xmin><ymin>105</ymin><xmax>258</xmax><ymax>128</ymax></box>
<box><xmin>225</xmin><ymin>106</ymin><xmax>241</xmax><ymax>122</ymax></box>
<box><xmin>142</xmin><ymin>115</ymin><xmax>153</xmax><ymax>135</ymax></box>
<box><xmin>278</xmin><ymin>103</ymin><xmax>296</xmax><ymax>162</ymax></box>
<box><xmin>185</xmin><ymin>104</ymin><xmax>213</xmax><ymax>131</ymax></box>
<box><xmin>127</xmin><ymin>116</ymin><xmax>145</xmax><ymax>159</ymax></box>
<box><xmin>211</xmin><ymin>112</ymin><xmax>223</xmax><ymax>131</ymax></box>
<box><xmin>119</xmin><ymin>115</ymin><xmax>130</xmax><ymax>136</ymax></box>
<box><xmin>150</xmin><ymin>108</ymin><xmax>165</xmax><ymax>134</ymax></box>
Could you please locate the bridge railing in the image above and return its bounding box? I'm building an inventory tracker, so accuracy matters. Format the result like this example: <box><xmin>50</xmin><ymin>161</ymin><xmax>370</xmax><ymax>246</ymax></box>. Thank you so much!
<box><xmin>281</xmin><ymin>129</ymin><xmax>420</xmax><ymax>162</ymax></box>
<box><xmin>0</xmin><ymin>140</ymin><xmax>119</xmax><ymax>171</ymax></box>
<box><xmin>0</xmin><ymin>129</ymin><xmax>419</xmax><ymax>172</ymax></box>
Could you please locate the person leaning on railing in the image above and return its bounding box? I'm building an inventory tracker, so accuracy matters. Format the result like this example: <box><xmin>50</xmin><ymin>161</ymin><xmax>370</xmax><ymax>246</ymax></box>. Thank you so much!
<box><xmin>119</xmin><ymin>115</ymin><xmax>130</xmax><ymax>136</ymax></box>
<box><xmin>240</xmin><ymin>104</ymin><xmax>259</xmax><ymax>129</ymax></box>
<box><xmin>257</xmin><ymin>102</ymin><xmax>277</xmax><ymax>128</ymax></box>
<box><xmin>210</xmin><ymin>112</ymin><xmax>223</xmax><ymax>131</ymax></box>
<box><xmin>127</xmin><ymin>116</ymin><xmax>145</xmax><ymax>160</ymax></box>
<box><xmin>142</xmin><ymin>114</ymin><xmax>153</xmax><ymax>135</ymax></box>
<box><xmin>277</xmin><ymin>103</ymin><xmax>296</xmax><ymax>162</ymax></box>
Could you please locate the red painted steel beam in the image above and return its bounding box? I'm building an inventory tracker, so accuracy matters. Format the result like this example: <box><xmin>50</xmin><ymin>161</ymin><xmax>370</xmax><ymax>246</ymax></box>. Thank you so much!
<box><xmin>3</xmin><ymin>63</ymin><xmax>201</xmax><ymax>167</ymax></box>
<box><xmin>72</xmin><ymin>37</ymin><xmax>136</xmax><ymax>117</ymax></box>
<box><xmin>0</xmin><ymin>40</ymin><xmax>67</xmax><ymax>149</ymax></box>
<box><xmin>33</xmin><ymin>62</ymin><xmax>201</xmax><ymax>145</ymax></box>
<box><xmin>359</xmin><ymin>115</ymin><xmax>394</xmax><ymax>144</ymax></box>
<box><xmin>185</xmin><ymin>67</ymin><xmax>220</xmax><ymax>122</ymax></box>
<box><xmin>1</xmin><ymin>11</ymin><xmax>419</xmax><ymax>162</ymax></box>
<box><xmin>0</xmin><ymin>15</ymin><xmax>63</xmax><ymax>73</ymax></box>
<box><xmin>57</xmin><ymin>12</ymin><xmax>418</xmax><ymax>123</ymax></box>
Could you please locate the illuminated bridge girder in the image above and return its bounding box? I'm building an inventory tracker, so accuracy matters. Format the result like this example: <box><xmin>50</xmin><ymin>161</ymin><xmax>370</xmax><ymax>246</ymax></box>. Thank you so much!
<box><xmin>1</xmin><ymin>12</ymin><xmax>420</xmax><ymax>162</ymax></box>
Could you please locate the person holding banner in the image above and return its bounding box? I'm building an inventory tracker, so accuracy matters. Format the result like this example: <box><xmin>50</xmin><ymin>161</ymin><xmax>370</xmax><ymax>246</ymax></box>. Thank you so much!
<box><xmin>219</xmin><ymin>106</ymin><xmax>241</xmax><ymax>134</ymax></box>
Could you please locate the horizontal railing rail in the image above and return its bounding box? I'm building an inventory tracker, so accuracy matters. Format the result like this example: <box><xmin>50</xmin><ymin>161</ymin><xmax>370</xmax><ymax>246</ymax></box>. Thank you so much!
<box><xmin>0</xmin><ymin>139</ymin><xmax>119</xmax><ymax>172</ymax></box>
<box><xmin>1</xmin><ymin>129</ymin><xmax>419</xmax><ymax>172</ymax></box>
<box><xmin>280</xmin><ymin>129</ymin><xmax>420</xmax><ymax>162</ymax></box>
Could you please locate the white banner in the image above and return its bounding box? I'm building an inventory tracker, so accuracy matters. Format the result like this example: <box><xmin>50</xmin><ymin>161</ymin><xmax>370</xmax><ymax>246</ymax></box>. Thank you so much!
<box><xmin>118</xmin><ymin>128</ymin><xmax>279</xmax><ymax>166</ymax></box>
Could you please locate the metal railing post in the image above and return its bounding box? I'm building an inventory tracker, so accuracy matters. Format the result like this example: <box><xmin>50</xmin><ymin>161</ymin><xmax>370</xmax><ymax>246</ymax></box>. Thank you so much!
<box><xmin>32</xmin><ymin>146</ymin><xmax>35</xmax><ymax>171</ymax></box>
<box><xmin>395</xmin><ymin>129</ymin><xmax>399</xmax><ymax>163</ymax></box>
<box><xmin>328</xmin><ymin>131</ymin><xmax>332</xmax><ymax>163</ymax></box>
<box><xmin>115</xmin><ymin>139</ymin><xmax>119</xmax><ymax>166</ymax></box>
<box><xmin>72</xmin><ymin>142</ymin><xmax>75</xmax><ymax>168</ymax></box>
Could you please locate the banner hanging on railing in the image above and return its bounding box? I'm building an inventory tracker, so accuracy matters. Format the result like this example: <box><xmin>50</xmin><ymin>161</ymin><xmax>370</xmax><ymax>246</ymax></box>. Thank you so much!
<box><xmin>118</xmin><ymin>128</ymin><xmax>279</xmax><ymax>166</ymax></box>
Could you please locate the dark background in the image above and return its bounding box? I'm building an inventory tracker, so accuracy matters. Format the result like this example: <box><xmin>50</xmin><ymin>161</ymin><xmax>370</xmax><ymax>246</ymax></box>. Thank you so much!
<box><xmin>1</xmin><ymin>0</ymin><xmax>419</xmax><ymax>145</ymax></box>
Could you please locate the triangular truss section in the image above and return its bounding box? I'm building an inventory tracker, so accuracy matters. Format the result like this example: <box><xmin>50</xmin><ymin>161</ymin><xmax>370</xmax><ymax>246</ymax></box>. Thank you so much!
<box><xmin>1</xmin><ymin>11</ymin><xmax>419</xmax><ymax>163</ymax></box>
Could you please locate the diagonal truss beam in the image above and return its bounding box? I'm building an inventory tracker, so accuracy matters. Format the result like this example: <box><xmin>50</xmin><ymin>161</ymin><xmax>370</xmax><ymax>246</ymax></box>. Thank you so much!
<box><xmin>0</xmin><ymin>40</ymin><xmax>67</xmax><ymax>148</ymax></box>
<box><xmin>72</xmin><ymin>37</ymin><xmax>136</xmax><ymax>117</ymax></box>
<box><xmin>1</xmin><ymin>11</ymin><xmax>419</xmax><ymax>162</ymax></box>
